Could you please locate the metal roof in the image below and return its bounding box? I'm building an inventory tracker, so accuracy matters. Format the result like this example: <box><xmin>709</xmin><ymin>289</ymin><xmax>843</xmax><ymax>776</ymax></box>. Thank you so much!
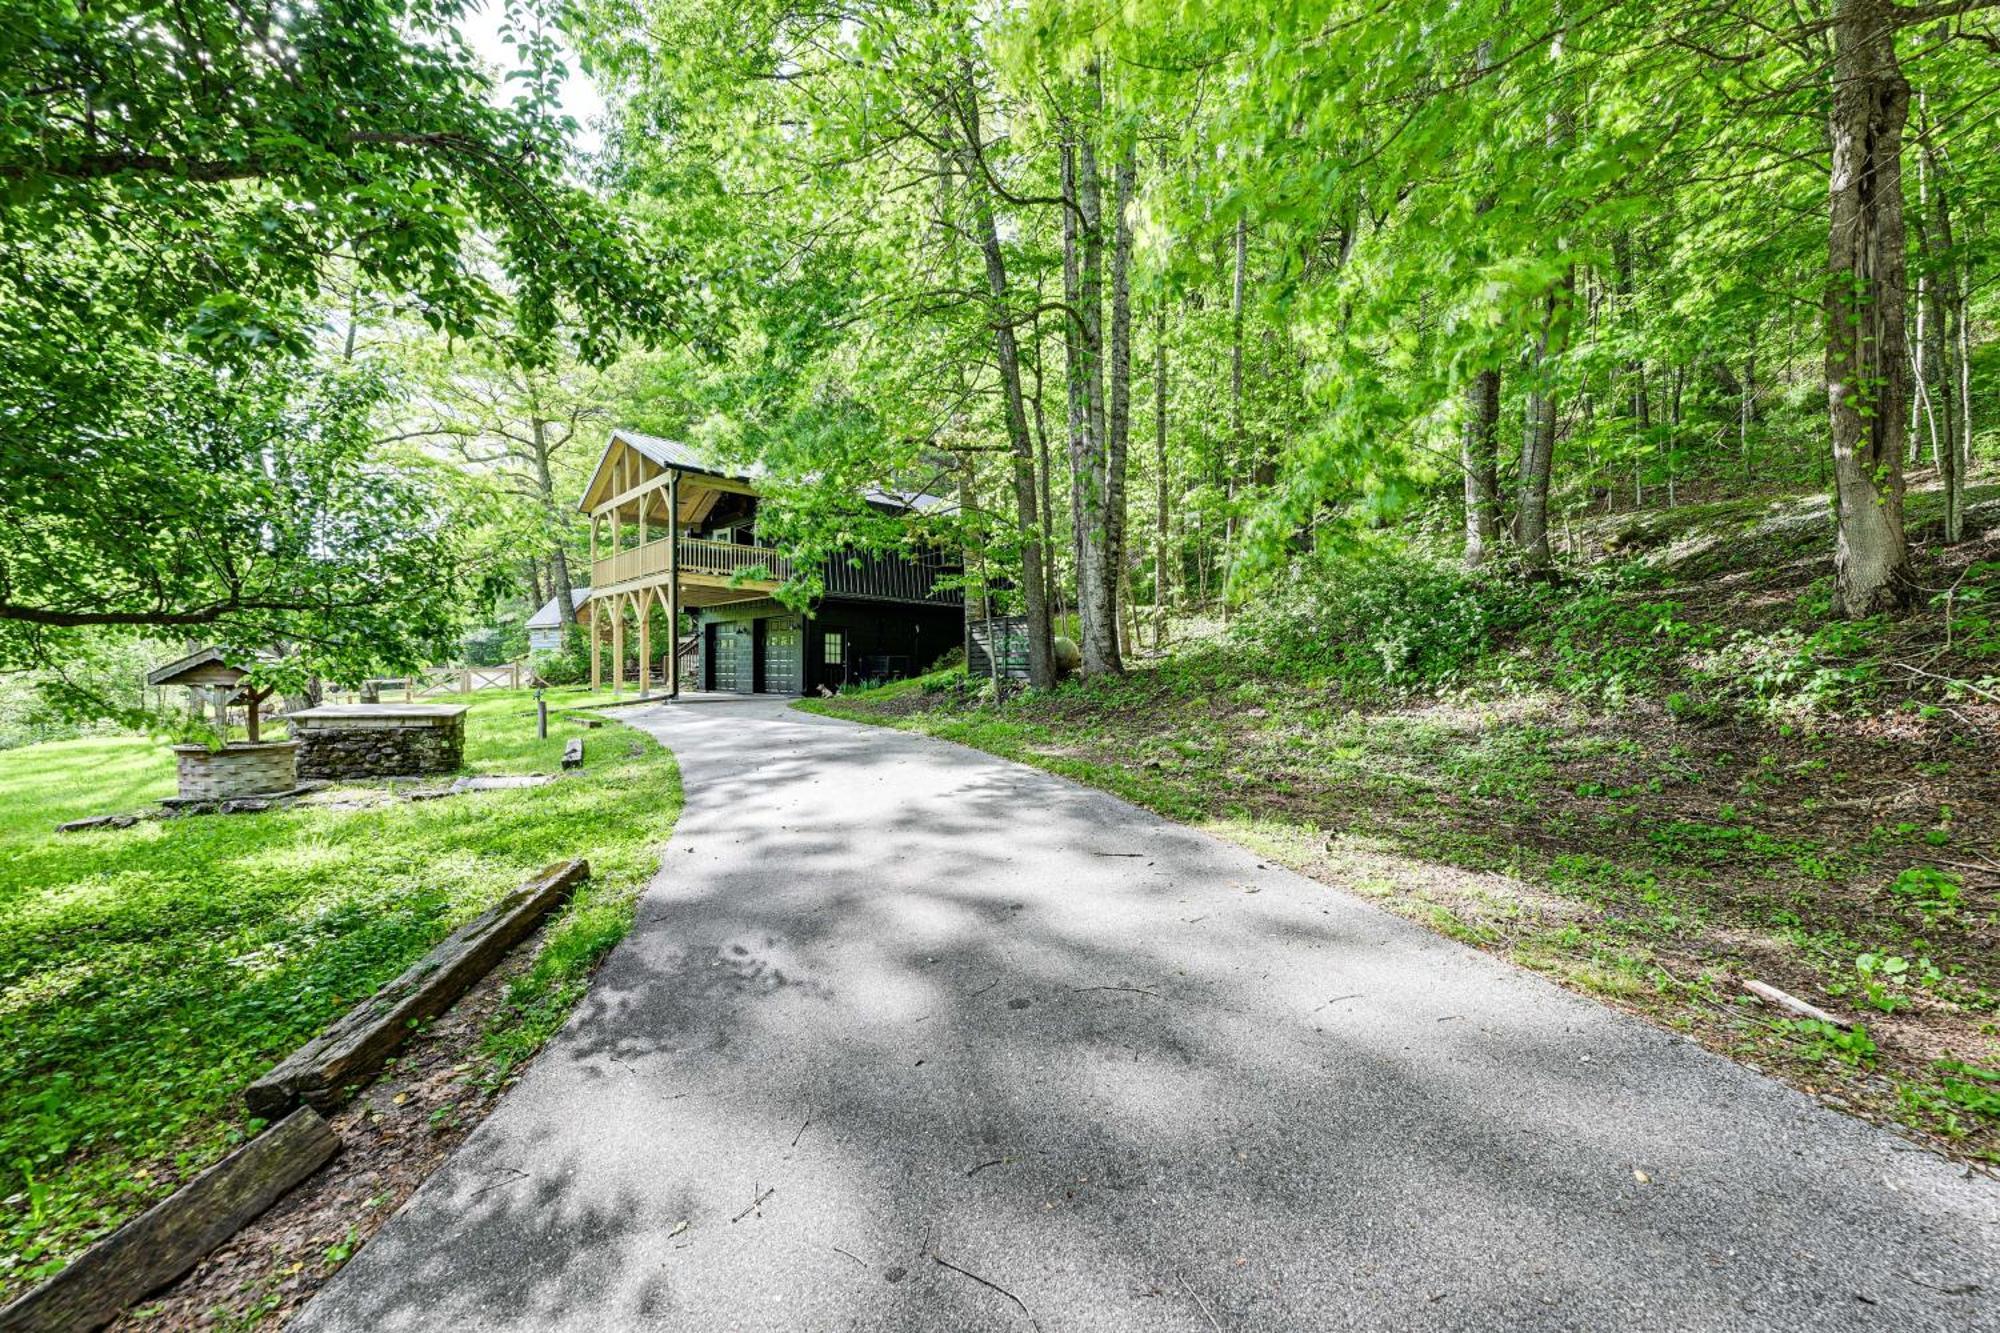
<box><xmin>586</xmin><ymin>428</ymin><xmax>952</xmax><ymax>516</ymax></box>
<box><xmin>527</xmin><ymin>587</ymin><xmax>592</xmax><ymax>630</ymax></box>
<box><xmin>613</xmin><ymin>431</ymin><xmax>763</xmax><ymax>482</ymax></box>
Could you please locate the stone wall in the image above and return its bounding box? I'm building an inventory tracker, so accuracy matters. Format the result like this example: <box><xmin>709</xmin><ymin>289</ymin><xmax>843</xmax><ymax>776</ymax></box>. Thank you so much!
<box><xmin>174</xmin><ymin>741</ymin><xmax>300</xmax><ymax>800</ymax></box>
<box><xmin>290</xmin><ymin>707</ymin><xmax>466</xmax><ymax>779</ymax></box>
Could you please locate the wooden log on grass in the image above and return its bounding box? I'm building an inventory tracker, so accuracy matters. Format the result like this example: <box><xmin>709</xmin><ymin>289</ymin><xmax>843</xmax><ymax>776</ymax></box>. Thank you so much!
<box><xmin>1742</xmin><ymin>979</ymin><xmax>1852</xmax><ymax>1029</ymax></box>
<box><xmin>0</xmin><ymin>1108</ymin><xmax>337</xmax><ymax>1333</ymax></box>
<box><xmin>245</xmin><ymin>859</ymin><xmax>589</xmax><ymax>1117</ymax></box>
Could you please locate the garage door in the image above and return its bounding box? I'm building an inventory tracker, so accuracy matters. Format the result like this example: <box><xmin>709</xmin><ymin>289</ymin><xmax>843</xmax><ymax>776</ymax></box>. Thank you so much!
<box><xmin>709</xmin><ymin>622</ymin><xmax>752</xmax><ymax>693</ymax></box>
<box><xmin>761</xmin><ymin>617</ymin><xmax>802</xmax><ymax>695</ymax></box>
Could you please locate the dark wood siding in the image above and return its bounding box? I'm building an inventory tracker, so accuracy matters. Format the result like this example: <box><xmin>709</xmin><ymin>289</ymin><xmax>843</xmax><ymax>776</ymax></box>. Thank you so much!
<box><xmin>819</xmin><ymin>548</ymin><xmax>959</xmax><ymax>607</ymax></box>
<box><xmin>806</xmin><ymin>599</ymin><xmax>961</xmax><ymax>692</ymax></box>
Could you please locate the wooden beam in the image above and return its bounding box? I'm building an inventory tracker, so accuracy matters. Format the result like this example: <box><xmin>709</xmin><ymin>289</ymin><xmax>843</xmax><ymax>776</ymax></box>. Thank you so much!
<box><xmin>245</xmin><ymin>862</ymin><xmax>588</xmax><ymax>1116</ymax></box>
<box><xmin>0</xmin><ymin>1109</ymin><xmax>338</xmax><ymax>1333</ymax></box>
<box><xmin>637</xmin><ymin>587</ymin><xmax>651</xmax><ymax>699</ymax></box>
<box><xmin>589</xmin><ymin>598</ymin><xmax>602</xmax><ymax>691</ymax></box>
<box><xmin>594</xmin><ymin>469</ymin><xmax>672</xmax><ymax>522</ymax></box>
<box><xmin>611</xmin><ymin>592</ymin><xmax>625</xmax><ymax>695</ymax></box>
<box><xmin>668</xmin><ymin>470</ymin><xmax>682</xmax><ymax>698</ymax></box>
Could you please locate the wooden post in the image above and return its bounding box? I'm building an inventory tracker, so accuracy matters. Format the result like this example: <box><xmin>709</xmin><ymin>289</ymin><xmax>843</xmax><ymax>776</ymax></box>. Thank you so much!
<box><xmin>590</xmin><ymin>598</ymin><xmax>602</xmax><ymax>691</ymax></box>
<box><xmin>611</xmin><ymin>591</ymin><xmax>625</xmax><ymax>695</ymax></box>
<box><xmin>667</xmin><ymin>470</ymin><xmax>682</xmax><ymax>699</ymax></box>
<box><xmin>637</xmin><ymin>588</ymin><xmax>652</xmax><ymax>699</ymax></box>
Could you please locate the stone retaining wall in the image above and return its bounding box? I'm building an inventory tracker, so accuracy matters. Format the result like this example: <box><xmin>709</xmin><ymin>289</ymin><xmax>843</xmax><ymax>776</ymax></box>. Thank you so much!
<box><xmin>288</xmin><ymin>706</ymin><xmax>467</xmax><ymax>780</ymax></box>
<box><xmin>173</xmin><ymin>741</ymin><xmax>300</xmax><ymax>800</ymax></box>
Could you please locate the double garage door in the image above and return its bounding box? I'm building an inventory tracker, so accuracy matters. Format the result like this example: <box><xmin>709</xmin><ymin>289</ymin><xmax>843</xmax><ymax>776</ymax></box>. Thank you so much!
<box><xmin>707</xmin><ymin>617</ymin><xmax>801</xmax><ymax>694</ymax></box>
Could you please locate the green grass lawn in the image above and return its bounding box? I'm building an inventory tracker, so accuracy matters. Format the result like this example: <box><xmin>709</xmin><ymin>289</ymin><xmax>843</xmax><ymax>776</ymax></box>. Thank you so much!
<box><xmin>0</xmin><ymin>690</ymin><xmax>678</xmax><ymax>1299</ymax></box>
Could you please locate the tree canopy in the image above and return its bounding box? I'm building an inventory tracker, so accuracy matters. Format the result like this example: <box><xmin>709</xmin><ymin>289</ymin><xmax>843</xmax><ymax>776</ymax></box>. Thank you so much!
<box><xmin>0</xmin><ymin>0</ymin><xmax>688</xmax><ymax>692</ymax></box>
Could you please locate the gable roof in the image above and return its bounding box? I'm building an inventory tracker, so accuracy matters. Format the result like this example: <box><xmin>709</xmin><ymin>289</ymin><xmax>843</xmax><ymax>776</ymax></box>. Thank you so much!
<box><xmin>527</xmin><ymin>587</ymin><xmax>591</xmax><ymax>630</ymax></box>
<box><xmin>580</xmin><ymin>428</ymin><xmax>953</xmax><ymax>517</ymax></box>
<box><xmin>146</xmin><ymin>645</ymin><xmax>251</xmax><ymax>688</ymax></box>
<box><xmin>577</xmin><ymin>430</ymin><xmax>761</xmax><ymax>514</ymax></box>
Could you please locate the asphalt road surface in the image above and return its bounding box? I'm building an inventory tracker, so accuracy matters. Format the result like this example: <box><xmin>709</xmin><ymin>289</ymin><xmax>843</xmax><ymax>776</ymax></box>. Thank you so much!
<box><xmin>293</xmin><ymin>696</ymin><xmax>2000</xmax><ymax>1332</ymax></box>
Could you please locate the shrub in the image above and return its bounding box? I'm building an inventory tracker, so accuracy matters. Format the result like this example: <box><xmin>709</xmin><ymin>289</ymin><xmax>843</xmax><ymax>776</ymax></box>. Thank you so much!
<box><xmin>1233</xmin><ymin>549</ymin><xmax>1541</xmax><ymax>695</ymax></box>
<box><xmin>531</xmin><ymin>644</ymin><xmax>588</xmax><ymax>686</ymax></box>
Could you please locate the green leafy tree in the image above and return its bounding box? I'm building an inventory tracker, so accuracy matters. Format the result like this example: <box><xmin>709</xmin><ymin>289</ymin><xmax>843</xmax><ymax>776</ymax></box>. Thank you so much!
<box><xmin>0</xmin><ymin>0</ymin><xmax>691</xmax><ymax>694</ymax></box>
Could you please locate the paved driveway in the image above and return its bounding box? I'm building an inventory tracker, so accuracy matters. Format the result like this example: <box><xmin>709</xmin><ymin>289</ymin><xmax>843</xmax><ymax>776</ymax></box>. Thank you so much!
<box><xmin>294</xmin><ymin>697</ymin><xmax>1999</xmax><ymax>1331</ymax></box>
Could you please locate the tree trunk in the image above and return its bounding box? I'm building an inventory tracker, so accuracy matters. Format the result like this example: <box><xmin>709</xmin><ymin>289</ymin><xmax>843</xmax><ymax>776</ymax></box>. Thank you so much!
<box><xmin>1518</xmin><ymin>277</ymin><xmax>1567</xmax><ymax>569</ymax></box>
<box><xmin>956</xmin><ymin>75</ymin><xmax>1056</xmax><ymax>686</ymax></box>
<box><xmin>531</xmin><ymin>418</ymin><xmax>580</xmax><ymax>655</ymax></box>
<box><xmin>1929</xmin><ymin>149</ymin><xmax>1964</xmax><ymax>544</ymax></box>
<box><xmin>1226</xmin><ymin>214</ymin><xmax>1248</xmax><ymax>580</ymax></box>
<box><xmin>1060</xmin><ymin>139</ymin><xmax>1088</xmax><ymax>631</ymax></box>
<box><xmin>1462</xmin><ymin>368</ymin><xmax>1500</xmax><ymax>567</ymax></box>
<box><xmin>1030</xmin><ymin>310</ymin><xmax>1059</xmax><ymax>616</ymax></box>
<box><xmin>1071</xmin><ymin>84</ymin><xmax>1119</xmax><ymax>675</ymax></box>
<box><xmin>1097</xmin><ymin>142</ymin><xmax>1135</xmax><ymax>676</ymax></box>
<box><xmin>1825</xmin><ymin>0</ymin><xmax>1915</xmax><ymax>615</ymax></box>
<box><xmin>1153</xmin><ymin>218</ymin><xmax>1171</xmax><ymax>647</ymax></box>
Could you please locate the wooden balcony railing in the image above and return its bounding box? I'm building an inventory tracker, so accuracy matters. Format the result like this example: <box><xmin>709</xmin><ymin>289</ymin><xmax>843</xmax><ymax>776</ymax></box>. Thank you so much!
<box><xmin>591</xmin><ymin>536</ymin><xmax>792</xmax><ymax>591</ymax></box>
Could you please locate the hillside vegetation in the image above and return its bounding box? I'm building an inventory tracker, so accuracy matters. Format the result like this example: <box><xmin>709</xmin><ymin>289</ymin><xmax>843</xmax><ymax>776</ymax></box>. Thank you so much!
<box><xmin>809</xmin><ymin>478</ymin><xmax>2000</xmax><ymax>1163</ymax></box>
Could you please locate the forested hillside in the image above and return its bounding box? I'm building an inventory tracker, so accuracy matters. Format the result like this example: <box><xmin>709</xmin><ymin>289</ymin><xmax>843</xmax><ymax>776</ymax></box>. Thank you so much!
<box><xmin>568</xmin><ymin>0</ymin><xmax>1998</xmax><ymax>669</ymax></box>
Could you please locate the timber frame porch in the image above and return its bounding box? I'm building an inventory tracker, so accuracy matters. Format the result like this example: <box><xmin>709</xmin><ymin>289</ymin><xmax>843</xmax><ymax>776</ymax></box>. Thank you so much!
<box><xmin>580</xmin><ymin>431</ymin><xmax>786</xmax><ymax>699</ymax></box>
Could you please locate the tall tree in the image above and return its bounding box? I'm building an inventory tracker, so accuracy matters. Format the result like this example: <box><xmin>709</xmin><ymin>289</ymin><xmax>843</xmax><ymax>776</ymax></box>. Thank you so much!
<box><xmin>1824</xmin><ymin>0</ymin><xmax>1916</xmax><ymax>614</ymax></box>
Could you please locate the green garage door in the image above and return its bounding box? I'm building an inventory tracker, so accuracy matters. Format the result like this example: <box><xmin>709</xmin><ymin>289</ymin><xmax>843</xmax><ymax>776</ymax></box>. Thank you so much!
<box><xmin>709</xmin><ymin>622</ymin><xmax>752</xmax><ymax>692</ymax></box>
<box><xmin>761</xmin><ymin>617</ymin><xmax>802</xmax><ymax>694</ymax></box>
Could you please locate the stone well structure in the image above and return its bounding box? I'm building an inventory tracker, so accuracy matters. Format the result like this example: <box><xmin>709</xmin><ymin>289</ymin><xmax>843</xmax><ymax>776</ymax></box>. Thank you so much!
<box><xmin>171</xmin><ymin>740</ymin><xmax>301</xmax><ymax>801</ymax></box>
<box><xmin>285</xmin><ymin>704</ymin><xmax>468</xmax><ymax>780</ymax></box>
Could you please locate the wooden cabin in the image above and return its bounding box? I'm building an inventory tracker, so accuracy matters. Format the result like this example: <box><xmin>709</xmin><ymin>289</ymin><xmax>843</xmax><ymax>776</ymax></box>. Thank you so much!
<box><xmin>575</xmin><ymin>430</ymin><xmax>962</xmax><ymax>697</ymax></box>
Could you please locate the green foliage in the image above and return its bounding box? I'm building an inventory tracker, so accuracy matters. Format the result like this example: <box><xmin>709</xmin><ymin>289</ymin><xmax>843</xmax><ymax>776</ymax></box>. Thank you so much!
<box><xmin>1889</xmin><ymin>866</ymin><xmax>1964</xmax><ymax>921</ymax></box>
<box><xmin>1</xmin><ymin>355</ymin><xmax>468</xmax><ymax>692</ymax></box>
<box><xmin>0</xmin><ymin>692</ymin><xmax>678</xmax><ymax>1296</ymax></box>
<box><xmin>531</xmin><ymin>644</ymin><xmax>591</xmax><ymax>687</ymax></box>
<box><xmin>1234</xmin><ymin>549</ymin><xmax>1541</xmax><ymax>694</ymax></box>
<box><xmin>0</xmin><ymin>0</ymin><xmax>683</xmax><ymax>361</ymax></box>
<box><xmin>0</xmin><ymin>0</ymin><xmax>689</xmax><ymax>714</ymax></box>
<box><xmin>1774</xmin><ymin>1018</ymin><xmax>1879</xmax><ymax>1067</ymax></box>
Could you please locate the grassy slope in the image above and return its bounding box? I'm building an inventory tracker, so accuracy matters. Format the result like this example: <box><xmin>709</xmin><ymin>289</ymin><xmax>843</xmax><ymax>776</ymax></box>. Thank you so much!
<box><xmin>806</xmin><ymin>482</ymin><xmax>2000</xmax><ymax>1165</ymax></box>
<box><xmin>0</xmin><ymin>689</ymin><xmax>678</xmax><ymax>1298</ymax></box>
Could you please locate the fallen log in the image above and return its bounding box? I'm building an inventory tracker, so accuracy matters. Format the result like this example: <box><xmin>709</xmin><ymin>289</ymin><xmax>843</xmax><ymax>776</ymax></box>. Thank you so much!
<box><xmin>1742</xmin><ymin>979</ymin><xmax>1852</xmax><ymax>1030</ymax></box>
<box><xmin>0</xmin><ymin>1108</ymin><xmax>337</xmax><ymax>1333</ymax></box>
<box><xmin>54</xmin><ymin>814</ymin><xmax>138</xmax><ymax>834</ymax></box>
<box><xmin>246</xmin><ymin>859</ymin><xmax>589</xmax><ymax>1117</ymax></box>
